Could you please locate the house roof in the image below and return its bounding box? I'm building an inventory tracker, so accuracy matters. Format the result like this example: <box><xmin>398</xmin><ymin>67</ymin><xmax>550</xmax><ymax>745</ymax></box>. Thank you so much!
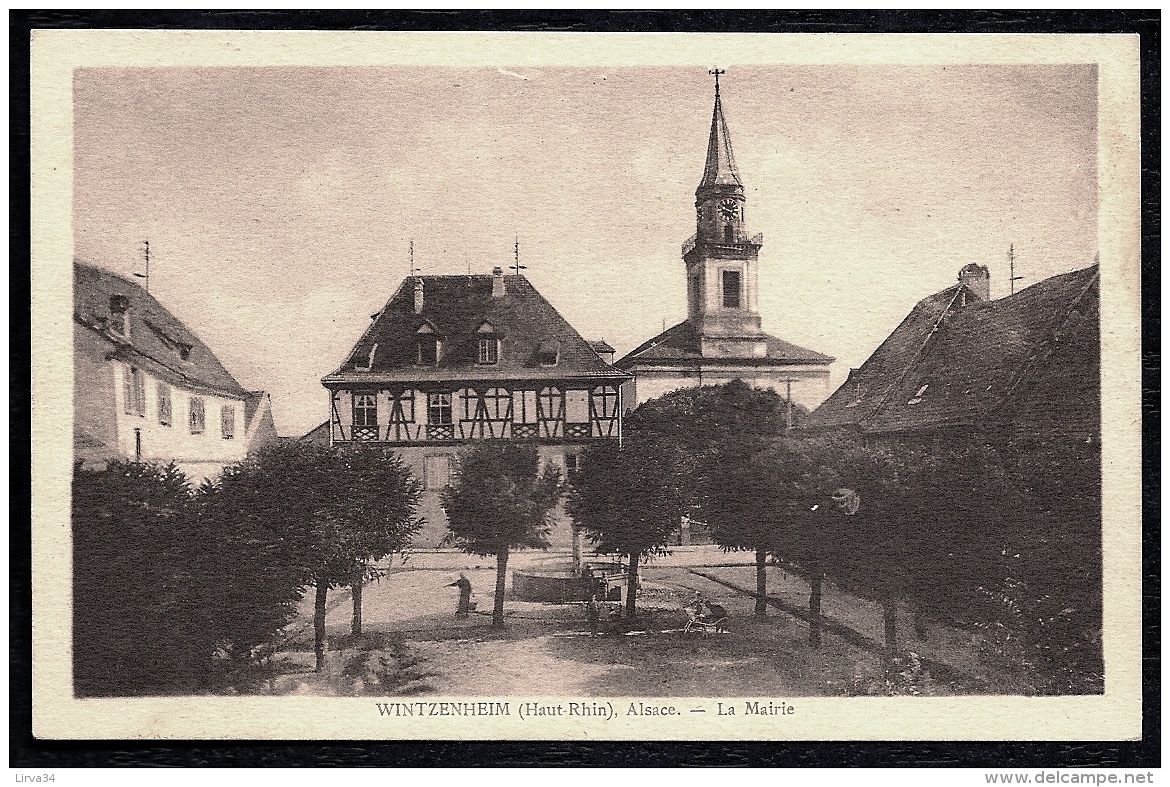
<box><xmin>73</xmin><ymin>260</ymin><xmax>250</xmax><ymax>399</ymax></box>
<box><xmin>615</xmin><ymin>319</ymin><xmax>834</xmax><ymax>369</ymax></box>
<box><xmin>322</xmin><ymin>274</ymin><xmax>628</xmax><ymax>386</ymax></box>
<box><xmin>806</xmin><ymin>264</ymin><xmax>1100</xmax><ymax>435</ymax></box>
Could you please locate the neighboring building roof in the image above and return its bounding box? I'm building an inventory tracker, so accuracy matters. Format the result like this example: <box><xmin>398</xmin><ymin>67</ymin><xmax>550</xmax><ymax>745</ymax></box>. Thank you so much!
<box><xmin>322</xmin><ymin>274</ymin><xmax>628</xmax><ymax>386</ymax></box>
<box><xmin>616</xmin><ymin>320</ymin><xmax>835</xmax><ymax>368</ymax></box>
<box><xmin>299</xmin><ymin>420</ymin><xmax>331</xmax><ymax>445</ymax></box>
<box><xmin>806</xmin><ymin>264</ymin><xmax>1100</xmax><ymax>436</ymax></box>
<box><xmin>589</xmin><ymin>339</ymin><xmax>616</xmax><ymax>355</ymax></box>
<box><xmin>73</xmin><ymin>260</ymin><xmax>249</xmax><ymax>399</ymax></box>
<box><xmin>699</xmin><ymin>87</ymin><xmax>742</xmax><ymax>189</ymax></box>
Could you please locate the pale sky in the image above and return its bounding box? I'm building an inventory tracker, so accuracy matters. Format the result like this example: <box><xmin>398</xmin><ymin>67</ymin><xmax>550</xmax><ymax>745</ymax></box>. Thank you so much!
<box><xmin>73</xmin><ymin>65</ymin><xmax>1097</xmax><ymax>436</ymax></box>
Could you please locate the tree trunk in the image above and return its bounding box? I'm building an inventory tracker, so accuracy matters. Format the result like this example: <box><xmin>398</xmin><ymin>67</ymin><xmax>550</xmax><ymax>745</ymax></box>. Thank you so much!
<box><xmin>571</xmin><ymin>524</ymin><xmax>582</xmax><ymax>575</ymax></box>
<box><xmin>808</xmin><ymin>571</ymin><xmax>823</xmax><ymax>650</ymax></box>
<box><xmin>492</xmin><ymin>547</ymin><xmax>509</xmax><ymax>629</ymax></box>
<box><xmin>883</xmin><ymin>600</ymin><xmax>898</xmax><ymax>656</ymax></box>
<box><xmin>351</xmin><ymin>570</ymin><xmax>363</xmax><ymax>638</ymax></box>
<box><xmin>314</xmin><ymin>580</ymin><xmax>328</xmax><ymax>673</ymax></box>
<box><xmin>754</xmin><ymin>546</ymin><xmax>768</xmax><ymax>618</ymax></box>
<box><xmin>624</xmin><ymin>553</ymin><xmax>639</xmax><ymax>618</ymax></box>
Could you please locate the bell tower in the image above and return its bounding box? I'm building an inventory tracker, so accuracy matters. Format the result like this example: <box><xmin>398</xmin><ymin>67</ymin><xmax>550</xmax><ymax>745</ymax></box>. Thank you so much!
<box><xmin>683</xmin><ymin>69</ymin><xmax>766</xmax><ymax>359</ymax></box>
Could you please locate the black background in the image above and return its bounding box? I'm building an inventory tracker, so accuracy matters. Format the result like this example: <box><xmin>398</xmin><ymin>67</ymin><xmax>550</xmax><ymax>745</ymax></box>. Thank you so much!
<box><xmin>9</xmin><ymin>9</ymin><xmax>1160</xmax><ymax>769</ymax></box>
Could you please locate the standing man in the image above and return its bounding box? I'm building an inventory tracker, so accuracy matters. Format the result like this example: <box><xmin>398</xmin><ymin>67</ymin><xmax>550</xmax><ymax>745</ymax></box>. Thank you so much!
<box><xmin>448</xmin><ymin>573</ymin><xmax>473</xmax><ymax>618</ymax></box>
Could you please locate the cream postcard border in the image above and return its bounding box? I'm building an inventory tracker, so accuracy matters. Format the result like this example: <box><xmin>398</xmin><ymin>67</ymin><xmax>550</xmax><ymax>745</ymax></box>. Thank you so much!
<box><xmin>30</xmin><ymin>30</ymin><xmax>1142</xmax><ymax>741</ymax></box>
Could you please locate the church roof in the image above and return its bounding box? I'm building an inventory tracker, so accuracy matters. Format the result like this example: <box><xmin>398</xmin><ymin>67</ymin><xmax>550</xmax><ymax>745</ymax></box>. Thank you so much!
<box><xmin>698</xmin><ymin>87</ymin><xmax>742</xmax><ymax>190</ymax></box>
<box><xmin>615</xmin><ymin>320</ymin><xmax>834</xmax><ymax>368</ymax></box>
<box><xmin>323</xmin><ymin>274</ymin><xmax>628</xmax><ymax>385</ymax></box>
<box><xmin>805</xmin><ymin>264</ymin><xmax>1100</xmax><ymax>436</ymax></box>
<box><xmin>73</xmin><ymin>259</ymin><xmax>250</xmax><ymax>399</ymax></box>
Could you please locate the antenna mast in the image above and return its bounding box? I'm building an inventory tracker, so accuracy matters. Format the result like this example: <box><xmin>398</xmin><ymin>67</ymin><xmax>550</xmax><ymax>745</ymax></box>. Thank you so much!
<box><xmin>1009</xmin><ymin>244</ymin><xmax>1023</xmax><ymax>295</ymax></box>
<box><xmin>133</xmin><ymin>239</ymin><xmax>150</xmax><ymax>292</ymax></box>
<box><xmin>409</xmin><ymin>240</ymin><xmax>421</xmax><ymax>279</ymax></box>
<box><xmin>510</xmin><ymin>236</ymin><xmax>527</xmax><ymax>275</ymax></box>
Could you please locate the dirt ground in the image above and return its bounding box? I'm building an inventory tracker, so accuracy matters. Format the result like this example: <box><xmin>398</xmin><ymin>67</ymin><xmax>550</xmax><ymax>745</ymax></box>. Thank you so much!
<box><xmin>266</xmin><ymin>548</ymin><xmax>1011</xmax><ymax>697</ymax></box>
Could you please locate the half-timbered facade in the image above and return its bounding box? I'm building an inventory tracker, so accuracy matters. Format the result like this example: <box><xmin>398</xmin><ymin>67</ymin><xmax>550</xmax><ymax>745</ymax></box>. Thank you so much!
<box><xmin>322</xmin><ymin>268</ymin><xmax>628</xmax><ymax>547</ymax></box>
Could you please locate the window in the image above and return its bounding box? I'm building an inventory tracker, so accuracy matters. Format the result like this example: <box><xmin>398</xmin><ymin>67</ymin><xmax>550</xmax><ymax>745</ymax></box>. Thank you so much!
<box><xmin>591</xmin><ymin>386</ymin><xmax>620</xmax><ymax>419</ymax></box>
<box><xmin>722</xmin><ymin>270</ymin><xmax>741</xmax><ymax>308</ymax></box>
<box><xmin>189</xmin><ymin>397</ymin><xmax>206</xmax><ymax>434</ymax></box>
<box><xmin>221</xmin><ymin>405</ymin><xmax>236</xmax><ymax>440</ymax></box>
<box><xmin>424</xmin><ymin>454</ymin><xmax>452</xmax><ymax>490</ymax></box>
<box><xmin>478</xmin><ymin>337</ymin><xmax>499</xmax><ymax>364</ymax></box>
<box><xmin>428</xmin><ymin>392</ymin><xmax>453</xmax><ymax>425</ymax></box>
<box><xmin>477</xmin><ymin>322</ymin><xmax>499</xmax><ymax>364</ymax></box>
<box><xmin>417</xmin><ymin>337</ymin><xmax>438</xmax><ymax>365</ymax></box>
<box><xmin>537</xmin><ymin>339</ymin><xmax>559</xmax><ymax>367</ymax></box>
<box><xmin>353</xmin><ymin>393</ymin><xmax>378</xmax><ymax>426</ymax></box>
<box><xmin>157</xmin><ymin>383</ymin><xmax>172</xmax><ymax>426</ymax></box>
<box><xmin>565</xmin><ymin>453</ymin><xmax>583</xmax><ymax>475</ymax></box>
<box><xmin>123</xmin><ymin>366</ymin><xmax>146</xmax><ymax>416</ymax></box>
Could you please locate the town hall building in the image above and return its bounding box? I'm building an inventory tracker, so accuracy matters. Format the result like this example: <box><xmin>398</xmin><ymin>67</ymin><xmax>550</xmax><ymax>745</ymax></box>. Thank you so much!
<box><xmin>616</xmin><ymin>75</ymin><xmax>835</xmax><ymax>410</ymax></box>
<box><xmin>321</xmin><ymin>267</ymin><xmax>628</xmax><ymax>547</ymax></box>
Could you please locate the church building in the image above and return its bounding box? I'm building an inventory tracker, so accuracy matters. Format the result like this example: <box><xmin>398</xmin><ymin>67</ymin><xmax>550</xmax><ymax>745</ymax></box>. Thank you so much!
<box><xmin>616</xmin><ymin>75</ymin><xmax>835</xmax><ymax>410</ymax></box>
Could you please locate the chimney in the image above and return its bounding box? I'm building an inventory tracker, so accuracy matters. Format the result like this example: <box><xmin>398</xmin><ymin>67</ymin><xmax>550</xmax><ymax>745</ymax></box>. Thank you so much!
<box><xmin>109</xmin><ymin>294</ymin><xmax>130</xmax><ymax>339</ymax></box>
<box><xmin>413</xmin><ymin>278</ymin><xmax>424</xmax><ymax>314</ymax></box>
<box><xmin>492</xmin><ymin>266</ymin><xmax>506</xmax><ymax>298</ymax></box>
<box><xmin>958</xmin><ymin>263</ymin><xmax>990</xmax><ymax>302</ymax></box>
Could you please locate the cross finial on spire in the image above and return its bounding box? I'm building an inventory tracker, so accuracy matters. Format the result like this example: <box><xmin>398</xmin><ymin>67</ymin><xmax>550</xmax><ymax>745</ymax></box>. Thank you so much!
<box><xmin>709</xmin><ymin>67</ymin><xmax>725</xmax><ymax>97</ymax></box>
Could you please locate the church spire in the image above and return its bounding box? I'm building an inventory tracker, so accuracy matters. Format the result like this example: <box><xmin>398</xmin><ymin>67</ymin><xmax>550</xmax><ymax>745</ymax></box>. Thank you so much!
<box><xmin>699</xmin><ymin>68</ymin><xmax>742</xmax><ymax>189</ymax></box>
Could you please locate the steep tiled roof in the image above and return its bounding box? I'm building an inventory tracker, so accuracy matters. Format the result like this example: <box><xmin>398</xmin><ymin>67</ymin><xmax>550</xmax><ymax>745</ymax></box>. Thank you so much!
<box><xmin>323</xmin><ymin>274</ymin><xmax>627</xmax><ymax>385</ymax></box>
<box><xmin>806</xmin><ymin>265</ymin><xmax>1100</xmax><ymax>436</ymax></box>
<box><xmin>616</xmin><ymin>320</ymin><xmax>834</xmax><ymax>368</ymax></box>
<box><xmin>73</xmin><ymin>260</ymin><xmax>249</xmax><ymax>398</ymax></box>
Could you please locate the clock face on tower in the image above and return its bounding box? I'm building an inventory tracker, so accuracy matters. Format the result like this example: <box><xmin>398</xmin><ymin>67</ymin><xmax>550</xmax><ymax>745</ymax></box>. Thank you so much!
<box><xmin>719</xmin><ymin>199</ymin><xmax>739</xmax><ymax>221</ymax></box>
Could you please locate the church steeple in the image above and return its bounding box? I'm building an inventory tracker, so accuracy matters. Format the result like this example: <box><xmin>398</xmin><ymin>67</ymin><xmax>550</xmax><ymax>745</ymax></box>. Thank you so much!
<box><xmin>699</xmin><ymin>71</ymin><xmax>742</xmax><ymax>190</ymax></box>
<box><xmin>683</xmin><ymin>68</ymin><xmax>765</xmax><ymax>351</ymax></box>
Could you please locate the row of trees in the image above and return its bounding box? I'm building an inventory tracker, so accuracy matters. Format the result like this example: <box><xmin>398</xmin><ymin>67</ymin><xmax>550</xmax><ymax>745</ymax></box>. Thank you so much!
<box><xmin>560</xmin><ymin>381</ymin><xmax>1101</xmax><ymax>693</ymax></box>
<box><xmin>73</xmin><ymin>444</ymin><xmax>422</xmax><ymax>695</ymax></box>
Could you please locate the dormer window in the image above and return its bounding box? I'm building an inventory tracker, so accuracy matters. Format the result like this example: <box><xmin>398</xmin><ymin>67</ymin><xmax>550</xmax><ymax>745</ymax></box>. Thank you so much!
<box><xmin>357</xmin><ymin>343</ymin><xmax>378</xmax><ymax>371</ymax></box>
<box><xmin>477</xmin><ymin>322</ymin><xmax>499</xmax><ymax>365</ymax></box>
<box><xmin>109</xmin><ymin>294</ymin><xmax>130</xmax><ymax>338</ymax></box>
<box><xmin>537</xmin><ymin>339</ymin><xmax>560</xmax><ymax>367</ymax></box>
<box><xmin>416</xmin><ymin>322</ymin><xmax>439</xmax><ymax>366</ymax></box>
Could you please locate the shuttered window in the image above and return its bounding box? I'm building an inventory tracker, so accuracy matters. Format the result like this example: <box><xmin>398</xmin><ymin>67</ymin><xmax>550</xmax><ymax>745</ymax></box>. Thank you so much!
<box><xmin>189</xmin><ymin>397</ymin><xmax>206</xmax><ymax>434</ymax></box>
<box><xmin>157</xmin><ymin>383</ymin><xmax>172</xmax><ymax>426</ymax></box>
<box><xmin>221</xmin><ymin>406</ymin><xmax>236</xmax><ymax>440</ymax></box>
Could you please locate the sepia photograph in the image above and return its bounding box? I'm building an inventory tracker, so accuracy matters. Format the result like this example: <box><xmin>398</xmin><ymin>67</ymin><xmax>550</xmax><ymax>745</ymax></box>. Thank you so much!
<box><xmin>29</xmin><ymin>29</ymin><xmax>1142</xmax><ymax>742</ymax></box>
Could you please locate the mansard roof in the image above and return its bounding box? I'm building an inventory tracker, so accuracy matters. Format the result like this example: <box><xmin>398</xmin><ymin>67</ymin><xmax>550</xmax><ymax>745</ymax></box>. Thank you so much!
<box><xmin>73</xmin><ymin>259</ymin><xmax>250</xmax><ymax>399</ymax></box>
<box><xmin>323</xmin><ymin>274</ymin><xmax>628</xmax><ymax>386</ymax></box>
<box><xmin>806</xmin><ymin>264</ymin><xmax>1100</xmax><ymax>437</ymax></box>
<box><xmin>615</xmin><ymin>320</ymin><xmax>834</xmax><ymax>368</ymax></box>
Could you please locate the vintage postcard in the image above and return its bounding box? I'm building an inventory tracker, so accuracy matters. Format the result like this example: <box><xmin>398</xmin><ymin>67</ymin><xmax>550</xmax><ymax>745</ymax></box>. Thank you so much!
<box><xmin>30</xmin><ymin>31</ymin><xmax>1141</xmax><ymax>740</ymax></box>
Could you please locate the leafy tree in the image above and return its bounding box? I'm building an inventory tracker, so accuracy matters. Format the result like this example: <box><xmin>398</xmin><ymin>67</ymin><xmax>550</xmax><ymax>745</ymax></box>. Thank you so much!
<box><xmin>627</xmin><ymin>381</ymin><xmax>796</xmax><ymax>613</ymax></box>
<box><xmin>72</xmin><ymin>460</ymin><xmax>203</xmax><ymax>695</ymax></box>
<box><xmin>201</xmin><ymin>442</ymin><xmax>422</xmax><ymax>671</ymax></box>
<box><xmin>441</xmin><ymin>442</ymin><xmax>562</xmax><ymax>628</ymax></box>
<box><xmin>567</xmin><ymin>436</ymin><xmax>688</xmax><ymax>618</ymax></box>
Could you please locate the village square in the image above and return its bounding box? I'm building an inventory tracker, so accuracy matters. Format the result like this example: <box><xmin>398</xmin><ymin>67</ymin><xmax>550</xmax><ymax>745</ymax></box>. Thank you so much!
<box><xmin>69</xmin><ymin>66</ymin><xmax>1102</xmax><ymax>699</ymax></box>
